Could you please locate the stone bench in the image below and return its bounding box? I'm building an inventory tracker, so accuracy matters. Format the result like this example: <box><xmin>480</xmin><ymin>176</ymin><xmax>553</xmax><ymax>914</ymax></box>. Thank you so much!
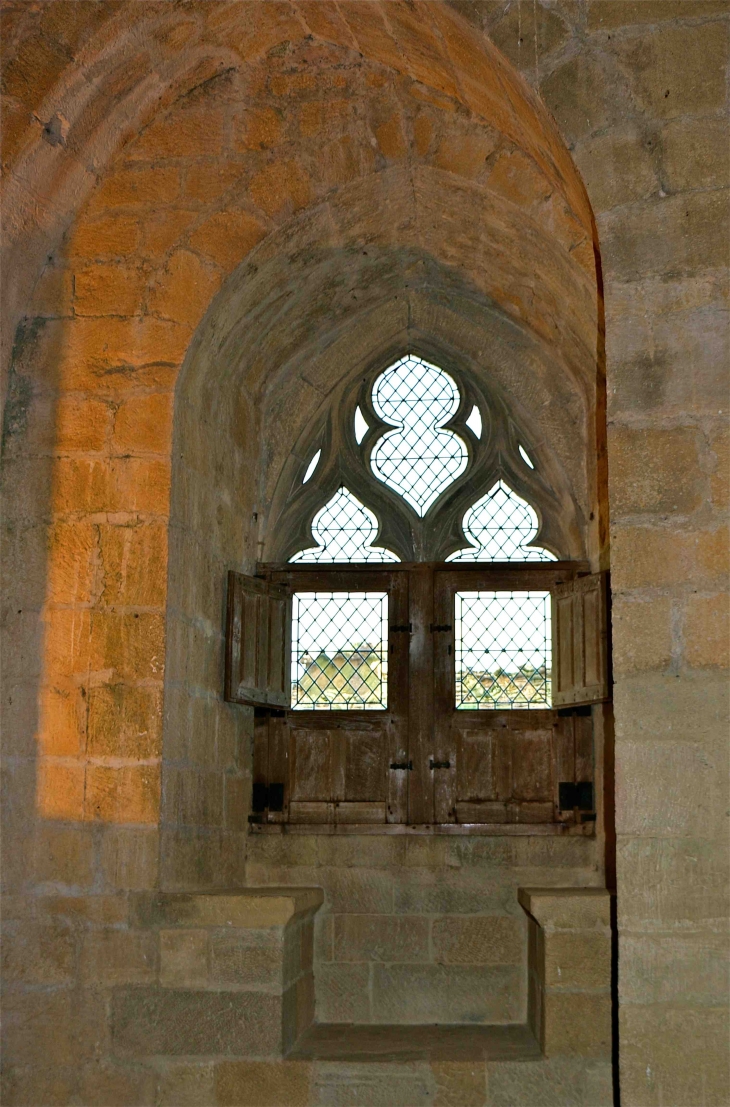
<box><xmin>519</xmin><ymin>887</ymin><xmax>613</xmax><ymax>1061</ymax></box>
<box><xmin>112</xmin><ymin>888</ymin><xmax>323</xmax><ymax>1060</ymax></box>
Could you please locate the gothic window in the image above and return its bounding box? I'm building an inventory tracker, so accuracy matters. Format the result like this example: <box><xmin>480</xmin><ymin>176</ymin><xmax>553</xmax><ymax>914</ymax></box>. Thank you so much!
<box><xmin>446</xmin><ymin>481</ymin><xmax>557</xmax><ymax>562</ymax></box>
<box><xmin>291</xmin><ymin>487</ymin><xmax>399</xmax><ymax>563</ymax></box>
<box><xmin>226</xmin><ymin>353</ymin><xmax>609</xmax><ymax>830</ymax></box>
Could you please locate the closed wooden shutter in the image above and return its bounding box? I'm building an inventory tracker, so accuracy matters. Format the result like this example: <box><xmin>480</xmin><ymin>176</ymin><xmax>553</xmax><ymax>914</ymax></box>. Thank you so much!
<box><xmin>225</xmin><ymin>570</ymin><xmax>291</xmax><ymax>708</ymax></box>
<box><xmin>552</xmin><ymin>572</ymin><xmax>610</xmax><ymax>707</ymax></box>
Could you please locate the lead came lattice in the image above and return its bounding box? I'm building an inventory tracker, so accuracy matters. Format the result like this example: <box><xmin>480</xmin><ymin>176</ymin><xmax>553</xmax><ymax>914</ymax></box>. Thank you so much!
<box><xmin>291</xmin><ymin>592</ymin><xmax>388</xmax><ymax>710</ymax></box>
<box><xmin>455</xmin><ymin>590</ymin><xmax>552</xmax><ymax>709</ymax></box>
<box><xmin>370</xmin><ymin>355</ymin><xmax>468</xmax><ymax>516</ymax></box>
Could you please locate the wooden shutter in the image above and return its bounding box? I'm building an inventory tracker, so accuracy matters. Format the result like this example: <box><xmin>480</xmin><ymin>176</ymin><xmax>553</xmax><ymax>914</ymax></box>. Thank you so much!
<box><xmin>552</xmin><ymin>571</ymin><xmax>610</xmax><ymax>707</ymax></box>
<box><xmin>225</xmin><ymin>571</ymin><xmax>291</xmax><ymax>708</ymax></box>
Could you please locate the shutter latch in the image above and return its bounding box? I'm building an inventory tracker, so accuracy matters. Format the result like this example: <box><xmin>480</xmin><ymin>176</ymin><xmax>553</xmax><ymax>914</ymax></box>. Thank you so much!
<box><xmin>250</xmin><ymin>782</ymin><xmax>285</xmax><ymax>813</ymax></box>
<box><xmin>558</xmin><ymin>782</ymin><xmax>594</xmax><ymax>812</ymax></box>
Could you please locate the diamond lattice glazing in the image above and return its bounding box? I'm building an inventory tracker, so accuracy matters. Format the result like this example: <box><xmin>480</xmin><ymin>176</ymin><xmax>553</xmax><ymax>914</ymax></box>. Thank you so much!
<box><xmin>291</xmin><ymin>592</ymin><xmax>388</xmax><ymax>710</ymax></box>
<box><xmin>447</xmin><ymin>481</ymin><xmax>556</xmax><ymax>561</ymax></box>
<box><xmin>291</xmin><ymin>486</ymin><xmax>400</xmax><ymax>563</ymax></box>
<box><xmin>370</xmin><ymin>355</ymin><xmax>468</xmax><ymax>516</ymax></box>
<box><xmin>455</xmin><ymin>590</ymin><xmax>551</xmax><ymax>709</ymax></box>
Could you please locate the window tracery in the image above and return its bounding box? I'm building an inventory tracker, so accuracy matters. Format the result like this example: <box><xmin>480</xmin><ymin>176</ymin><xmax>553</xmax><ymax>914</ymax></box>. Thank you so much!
<box><xmin>446</xmin><ymin>481</ymin><xmax>556</xmax><ymax>562</ymax></box>
<box><xmin>369</xmin><ymin>355</ymin><xmax>468</xmax><ymax>517</ymax></box>
<box><xmin>270</xmin><ymin>352</ymin><xmax>570</xmax><ymax>566</ymax></box>
<box><xmin>291</xmin><ymin>486</ymin><xmax>400</xmax><ymax>563</ymax></box>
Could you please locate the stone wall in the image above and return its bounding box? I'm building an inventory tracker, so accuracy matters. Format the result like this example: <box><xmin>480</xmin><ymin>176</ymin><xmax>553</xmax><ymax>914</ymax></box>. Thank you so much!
<box><xmin>247</xmin><ymin>832</ymin><xmax>600</xmax><ymax>1025</ymax></box>
<box><xmin>1</xmin><ymin>2</ymin><xmax>728</xmax><ymax>1104</ymax></box>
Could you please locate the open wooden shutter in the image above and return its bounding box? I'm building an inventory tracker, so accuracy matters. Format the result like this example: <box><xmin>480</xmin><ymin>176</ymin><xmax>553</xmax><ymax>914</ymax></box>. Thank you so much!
<box><xmin>225</xmin><ymin>571</ymin><xmax>291</xmax><ymax>708</ymax></box>
<box><xmin>552</xmin><ymin>571</ymin><xmax>610</xmax><ymax>707</ymax></box>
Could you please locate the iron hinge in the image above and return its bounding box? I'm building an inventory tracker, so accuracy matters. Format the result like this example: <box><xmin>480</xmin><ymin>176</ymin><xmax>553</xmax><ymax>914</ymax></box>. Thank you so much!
<box><xmin>389</xmin><ymin>623</ymin><xmax>412</xmax><ymax>633</ymax></box>
<box><xmin>390</xmin><ymin>760</ymin><xmax>413</xmax><ymax>771</ymax></box>
<box><xmin>429</xmin><ymin>759</ymin><xmax>451</xmax><ymax>770</ymax></box>
<box><xmin>429</xmin><ymin>623</ymin><xmax>452</xmax><ymax>632</ymax></box>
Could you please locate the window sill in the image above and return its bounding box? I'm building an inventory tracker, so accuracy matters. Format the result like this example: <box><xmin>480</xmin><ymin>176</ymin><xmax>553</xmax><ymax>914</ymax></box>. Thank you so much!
<box><xmin>249</xmin><ymin>821</ymin><xmax>595</xmax><ymax>837</ymax></box>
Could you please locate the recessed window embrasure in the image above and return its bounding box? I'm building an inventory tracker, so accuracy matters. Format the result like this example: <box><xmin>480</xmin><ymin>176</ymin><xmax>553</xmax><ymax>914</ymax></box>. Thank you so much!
<box><xmin>228</xmin><ymin>352</ymin><xmax>606</xmax><ymax>829</ymax></box>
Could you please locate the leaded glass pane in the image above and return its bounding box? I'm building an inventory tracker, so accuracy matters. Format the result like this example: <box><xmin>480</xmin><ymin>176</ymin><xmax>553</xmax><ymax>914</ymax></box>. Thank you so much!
<box><xmin>455</xmin><ymin>591</ymin><xmax>551</xmax><ymax>709</ymax></box>
<box><xmin>291</xmin><ymin>592</ymin><xmax>388</xmax><ymax>710</ymax></box>
<box><xmin>370</xmin><ymin>355</ymin><xmax>467</xmax><ymax>516</ymax></box>
<box><xmin>447</xmin><ymin>480</ymin><xmax>556</xmax><ymax>562</ymax></box>
<box><xmin>291</xmin><ymin>486</ymin><xmax>400</xmax><ymax>563</ymax></box>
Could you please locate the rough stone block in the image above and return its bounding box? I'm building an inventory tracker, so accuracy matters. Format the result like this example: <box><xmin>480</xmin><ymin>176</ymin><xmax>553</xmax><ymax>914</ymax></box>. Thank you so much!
<box><xmin>611</xmin><ymin>595</ymin><xmax>672</xmax><ymax>677</ymax></box>
<box><xmin>432</xmin><ymin>1060</ymin><xmax>488</xmax><ymax>1107</ymax></box>
<box><xmin>661</xmin><ymin>116</ymin><xmax>730</xmax><ymax>192</ymax></box>
<box><xmin>613</xmin><ymin>671</ymin><xmax>729</xmax><ymax>746</ymax></box>
<box><xmin>78</xmin><ymin>1059</ymin><xmax>157</xmax><ymax>1107</ymax></box>
<box><xmin>609</xmin><ymin>425</ymin><xmax>704</xmax><ymax>516</ymax></box>
<box><xmin>88</xmin><ymin>611</ymin><xmax>166</xmax><ymax>683</ymax></box>
<box><xmin>488</xmin><ymin>1057</ymin><xmax>613</xmax><ymax>1107</ymax></box>
<box><xmin>315</xmin><ymin>962</ymin><xmax>371</xmax><ymax>1023</ymax></box>
<box><xmin>312</xmin><ymin>1059</ymin><xmax>435</xmax><ymax>1106</ymax></box>
<box><xmin>683</xmin><ymin>593</ymin><xmax>729</xmax><ymax>669</ymax></box>
<box><xmin>617</xmin><ymin>837</ymin><xmax>730</xmax><ymax>928</ymax></box>
<box><xmin>216</xmin><ymin>1060</ymin><xmax>311</xmax><ymax>1107</ymax></box>
<box><xmin>542</xmin><ymin>931</ymin><xmax>611</xmax><ymax>991</ymax></box>
<box><xmin>87</xmin><ymin>682</ymin><xmax>164</xmax><ymax>760</ymax></box>
<box><xmin>519</xmin><ymin>888</ymin><xmax>611</xmax><ymax>931</ymax></box>
<box><xmin>36</xmin><ymin>758</ymin><xmax>85</xmax><ymax>821</ymax></box>
<box><xmin>3</xmin><ymin>987</ymin><xmax>108</xmax><ymax>1066</ymax></box>
<box><xmin>587</xmin><ymin>1</ymin><xmax>727</xmax><ymax>29</ymax></box>
<box><xmin>129</xmin><ymin>105</ymin><xmax>226</xmax><ymax>160</ymax></box>
<box><xmin>371</xmin><ymin>964</ymin><xmax>522</xmax><ymax>1024</ymax></box>
<box><xmin>87</xmin><ymin>165</ymin><xmax>180</xmax><ymax>210</ymax></box>
<box><xmin>210</xmin><ymin>928</ymin><xmax>283</xmax><ymax>987</ymax></box>
<box><xmin>80</xmin><ymin>927</ymin><xmax>157</xmax><ymax>985</ymax></box>
<box><xmin>148</xmin><ymin>248</ymin><xmax>222</xmax><ymax>329</ymax></box>
<box><xmin>188</xmin><ymin>210</ymin><xmax>267</xmax><ymax>272</ymax></box>
<box><xmin>68</xmin><ymin>214</ymin><xmax>141</xmax><ymax>258</ymax></box>
<box><xmin>490</xmin><ymin>2</ymin><xmax>569</xmax><ymax>72</ymax></box>
<box><xmin>155</xmin><ymin>1062</ymin><xmax>215</xmax><ymax>1107</ymax></box>
<box><xmin>620</xmin><ymin>1004</ymin><xmax>729</xmax><ymax>1107</ymax></box>
<box><xmin>321</xmin><ymin>868</ymin><xmax>394</xmax><ymax>914</ymax></box>
<box><xmin>1</xmin><ymin>917</ymin><xmax>76</xmax><ymax>984</ymax></box>
<box><xmin>132</xmin><ymin>888</ymin><xmax>323</xmax><ymax>929</ymax></box>
<box><xmin>600</xmin><ymin>190</ymin><xmax>729</xmax><ymax>279</ymax></box>
<box><xmin>540</xmin><ymin>55</ymin><xmax>612</xmax><ymax>146</ymax></box>
<box><xmin>0</xmin><ymin>1064</ymin><xmax>77</xmax><ymax>1107</ymax></box>
<box><xmin>33</xmin><ymin>822</ymin><xmax>94</xmax><ymax>888</ymax></box>
<box><xmin>73</xmin><ymin>262</ymin><xmax>148</xmax><ymax>317</ymax></box>
<box><xmin>573</xmin><ymin>127</ymin><xmax>656</xmax><ymax>212</ymax></box>
<box><xmin>431</xmin><ymin>915</ymin><xmax>523</xmax><ymax>965</ymax></box>
<box><xmin>112</xmin><ymin>986</ymin><xmax>282</xmax><ymax>1057</ymax></box>
<box><xmin>619</xmin><ymin>931</ymin><xmax>729</xmax><ymax>1006</ymax></box>
<box><xmin>394</xmin><ymin>871</ymin><xmax>513</xmax><ymax>915</ymax></box>
<box><xmin>542</xmin><ymin>992</ymin><xmax>612</xmax><ymax>1058</ymax></box>
<box><xmin>99</xmin><ymin>826</ymin><xmax>159</xmax><ymax>891</ymax></box>
<box><xmin>616</xmin><ymin>738</ymin><xmax>727</xmax><ymax>839</ymax></box>
<box><xmin>612</xmin><ymin>21</ymin><xmax>728</xmax><ymax>121</ymax></box>
<box><xmin>112</xmin><ymin>391</ymin><xmax>173</xmax><ymax>456</ymax></box>
<box><xmin>611</xmin><ymin>525</ymin><xmax>729</xmax><ymax>591</ymax></box>
<box><xmin>159</xmin><ymin>928</ymin><xmax>209</xmax><ymax>988</ymax></box>
<box><xmin>84</xmin><ymin>762</ymin><xmax>161</xmax><ymax>825</ymax></box>
<box><xmin>334</xmin><ymin>914</ymin><xmax>430</xmax><ymax>963</ymax></box>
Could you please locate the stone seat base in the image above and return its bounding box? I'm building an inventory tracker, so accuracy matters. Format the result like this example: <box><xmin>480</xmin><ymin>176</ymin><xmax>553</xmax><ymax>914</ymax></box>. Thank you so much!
<box><xmin>290</xmin><ymin>1022</ymin><xmax>542</xmax><ymax>1062</ymax></box>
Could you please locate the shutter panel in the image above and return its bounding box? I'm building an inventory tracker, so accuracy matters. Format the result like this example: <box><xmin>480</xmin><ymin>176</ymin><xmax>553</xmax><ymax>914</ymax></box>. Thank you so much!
<box><xmin>225</xmin><ymin>571</ymin><xmax>291</xmax><ymax>708</ymax></box>
<box><xmin>552</xmin><ymin>571</ymin><xmax>610</xmax><ymax>707</ymax></box>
